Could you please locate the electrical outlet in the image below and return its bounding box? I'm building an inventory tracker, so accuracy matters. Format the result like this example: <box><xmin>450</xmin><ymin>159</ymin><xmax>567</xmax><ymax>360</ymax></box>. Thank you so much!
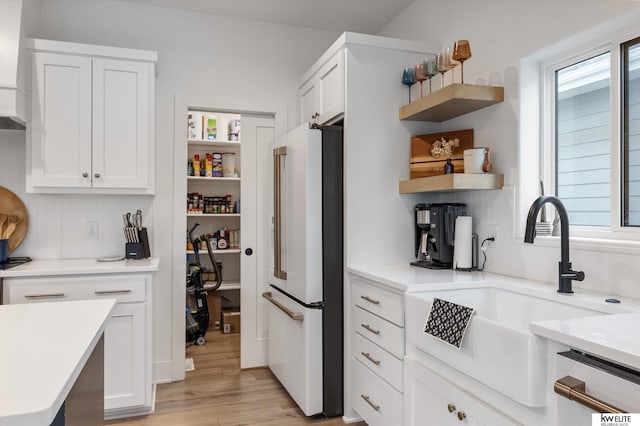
<box><xmin>487</xmin><ymin>224</ymin><xmax>497</xmax><ymax>248</ymax></box>
<box><xmin>88</xmin><ymin>221</ymin><xmax>99</xmax><ymax>239</ymax></box>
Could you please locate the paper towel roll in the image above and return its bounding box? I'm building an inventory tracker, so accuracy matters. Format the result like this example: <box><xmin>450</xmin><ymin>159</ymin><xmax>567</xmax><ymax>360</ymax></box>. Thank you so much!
<box><xmin>453</xmin><ymin>216</ymin><xmax>473</xmax><ymax>270</ymax></box>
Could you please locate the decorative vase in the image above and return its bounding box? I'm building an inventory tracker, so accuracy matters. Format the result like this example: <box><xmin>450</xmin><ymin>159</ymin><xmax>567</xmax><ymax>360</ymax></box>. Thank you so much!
<box><xmin>443</xmin><ymin>158</ymin><xmax>454</xmax><ymax>174</ymax></box>
<box><xmin>482</xmin><ymin>148</ymin><xmax>493</xmax><ymax>173</ymax></box>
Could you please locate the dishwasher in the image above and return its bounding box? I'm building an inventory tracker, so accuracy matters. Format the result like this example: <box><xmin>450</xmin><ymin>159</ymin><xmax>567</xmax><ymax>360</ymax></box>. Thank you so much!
<box><xmin>555</xmin><ymin>350</ymin><xmax>640</xmax><ymax>425</ymax></box>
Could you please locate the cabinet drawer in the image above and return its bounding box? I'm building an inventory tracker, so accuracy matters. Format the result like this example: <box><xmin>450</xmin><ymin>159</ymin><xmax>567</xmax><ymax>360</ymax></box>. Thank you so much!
<box><xmin>404</xmin><ymin>356</ymin><xmax>520</xmax><ymax>426</ymax></box>
<box><xmin>352</xmin><ymin>277</ymin><xmax>403</xmax><ymax>326</ymax></box>
<box><xmin>352</xmin><ymin>305</ymin><xmax>403</xmax><ymax>358</ymax></box>
<box><xmin>352</xmin><ymin>357</ymin><xmax>402</xmax><ymax>426</ymax></box>
<box><xmin>352</xmin><ymin>331</ymin><xmax>403</xmax><ymax>392</ymax></box>
<box><xmin>4</xmin><ymin>274</ymin><xmax>148</xmax><ymax>304</ymax></box>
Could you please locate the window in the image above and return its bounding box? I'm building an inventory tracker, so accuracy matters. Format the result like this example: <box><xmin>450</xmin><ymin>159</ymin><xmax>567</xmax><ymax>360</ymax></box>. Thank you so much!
<box><xmin>623</xmin><ymin>37</ymin><xmax>640</xmax><ymax>226</ymax></box>
<box><xmin>543</xmin><ymin>34</ymin><xmax>640</xmax><ymax>234</ymax></box>
<box><xmin>555</xmin><ymin>52</ymin><xmax>611</xmax><ymax>226</ymax></box>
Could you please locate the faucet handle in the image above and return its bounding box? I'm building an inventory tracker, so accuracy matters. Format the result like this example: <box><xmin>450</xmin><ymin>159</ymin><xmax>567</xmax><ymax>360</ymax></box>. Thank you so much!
<box><xmin>574</xmin><ymin>270</ymin><xmax>585</xmax><ymax>281</ymax></box>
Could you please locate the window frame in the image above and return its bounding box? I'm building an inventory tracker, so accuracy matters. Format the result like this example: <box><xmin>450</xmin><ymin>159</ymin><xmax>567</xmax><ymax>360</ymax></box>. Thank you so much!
<box><xmin>539</xmin><ymin>35</ymin><xmax>640</xmax><ymax>240</ymax></box>
<box><xmin>621</xmin><ymin>36</ymin><xmax>640</xmax><ymax>227</ymax></box>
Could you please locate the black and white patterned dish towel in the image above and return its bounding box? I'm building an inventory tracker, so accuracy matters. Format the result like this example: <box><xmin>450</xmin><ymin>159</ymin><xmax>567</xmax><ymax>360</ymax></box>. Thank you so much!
<box><xmin>424</xmin><ymin>298</ymin><xmax>475</xmax><ymax>349</ymax></box>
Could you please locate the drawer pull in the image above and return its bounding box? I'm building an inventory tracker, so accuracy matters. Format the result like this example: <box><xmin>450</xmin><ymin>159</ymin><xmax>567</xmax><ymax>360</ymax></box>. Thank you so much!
<box><xmin>361</xmin><ymin>352</ymin><xmax>381</xmax><ymax>366</ymax></box>
<box><xmin>25</xmin><ymin>293</ymin><xmax>65</xmax><ymax>299</ymax></box>
<box><xmin>448</xmin><ymin>403</ymin><xmax>456</xmax><ymax>413</ymax></box>
<box><xmin>360</xmin><ymin>323</ymin><xmax>381</xmax><ymax>335</ymax></box>
<box><xmin>554</xmin><ymin>375</ymin><xmax>625</xmax><ymax>413</ymax></box>
<box><xmin>360</xmin><ymin>295</ymin><xmax>380</xmax><ymax>305</ymax></box>
<box><xmin>94</xmin><ymin>289</ymin><xmax>132</xmax><ymax>295</ymax></box>
<box><xmin>458</xmin><ymin>411</ymin><xmax>467</xmax><ymax>421</ymax></box>
<box><xmin>360</xmin><ymin>394</ymin><xmax>380</xmax><ymax>412</ymax></box>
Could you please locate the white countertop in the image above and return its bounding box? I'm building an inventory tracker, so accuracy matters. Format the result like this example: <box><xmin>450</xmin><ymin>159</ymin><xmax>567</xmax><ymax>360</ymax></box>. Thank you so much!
<box><xmin>0</xmin><ymin>257</ymin><xmax>160</xmax><ymax>278</ymax></box>
<box><xmin>0</xmin><ymin>299</ymin><xmax>116</xmax><ymax>426</ymax></box>
<box><xmin>347</xmin><ymin>264</ymin><xmax>496</xmax><ymax>292</ymax></box>
<box><xmin>349</xmin><ymin>264</ymin><xmax>640</xmax><ymax>370</ymax></box>
<box><xmin>531</xmin><ymin>313</ymin><xmax>640</xmax><ymax>371</ymax></box>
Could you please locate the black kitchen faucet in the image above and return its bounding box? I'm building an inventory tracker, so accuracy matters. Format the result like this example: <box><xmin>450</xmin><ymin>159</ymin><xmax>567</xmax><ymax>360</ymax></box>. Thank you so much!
<box><xmin>524</xmin><ymin>195</ymin><xmax>585</xmax><ymax>293</ymax></box>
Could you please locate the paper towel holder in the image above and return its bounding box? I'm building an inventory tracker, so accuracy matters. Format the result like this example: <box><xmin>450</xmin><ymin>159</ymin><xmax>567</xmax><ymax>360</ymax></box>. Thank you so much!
<box><xmin>454</xmin><ymin>232</ymin><xmax>479</xmax><ymax>271</ymax></box>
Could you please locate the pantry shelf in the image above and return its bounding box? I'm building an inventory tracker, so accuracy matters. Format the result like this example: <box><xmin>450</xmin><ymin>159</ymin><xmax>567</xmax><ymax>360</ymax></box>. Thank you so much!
<box><xmin>186</xmin><ymin>213</ymin><xmax>241</xmax><ymax>217</ymax></box>
<box><xmin>186</xmin><ymin>249</ymin><xmax>242</xmax><ymax>255</ymax></box>
<box><xmin>399</xmin><ymin>173</ymin><xmax>504</xmax><ymax>194</ymax></box>
<box><xmin>204</xmin><ymin>281</ymin><xmax>241</xmax><ymax>291</ymax></box>
<box><xmin>187</xmin><ymin>176</ymin><xmax>241</xmax><ymax>182</ymax></box>
<box><xmin>188</xmin><ymin>139</ymin><xmax>241</xmax><ymax>148</ymax></box>
<box><xmin>399</xmin><ymin>83</ymin><xmax>504</xmax><ymax>122</ymax></box>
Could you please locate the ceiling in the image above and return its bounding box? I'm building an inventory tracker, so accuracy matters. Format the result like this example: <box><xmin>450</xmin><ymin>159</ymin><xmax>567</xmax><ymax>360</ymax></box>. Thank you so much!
<box><xmin>112</xmin><ymin>0</ymin><xmax>414</xmax><ymax>34</ymax></box>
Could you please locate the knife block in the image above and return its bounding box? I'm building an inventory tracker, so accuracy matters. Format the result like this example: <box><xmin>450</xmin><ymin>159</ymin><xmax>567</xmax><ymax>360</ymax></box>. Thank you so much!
<box><xmin>125</xmin><ymin>227</ymin><xmax>151</xmax><ymax>259</ymax></box>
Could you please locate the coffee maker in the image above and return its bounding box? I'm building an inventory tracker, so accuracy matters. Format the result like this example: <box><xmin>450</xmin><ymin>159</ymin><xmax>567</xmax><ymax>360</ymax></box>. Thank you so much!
<box><xmin>411</xmin><ymin>203</ymin><xmax>466</xmax><ymax>269</ymax></box>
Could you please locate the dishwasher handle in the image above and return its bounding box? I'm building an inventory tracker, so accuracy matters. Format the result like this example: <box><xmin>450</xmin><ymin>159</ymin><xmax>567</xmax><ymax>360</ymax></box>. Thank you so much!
<box><xmin>554</xmin><ymin>375</ymin><xmax>625</xmax><ymax>414</ymax></box>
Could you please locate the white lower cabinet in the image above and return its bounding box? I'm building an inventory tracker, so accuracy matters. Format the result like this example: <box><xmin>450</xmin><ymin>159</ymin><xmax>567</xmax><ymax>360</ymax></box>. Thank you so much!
<box><xmin>352</xmin><ymin>357</ymin><xmax>403</xmax><ymax>426</ymax></box>
<box><xmin>104</xmin><ymin>302</ymin><xmax>146</xmax><ymax>411</ymax></box>
<box><xmin>350</xmin><ymin>275</ymin><xmax>404</xmax><ymax>425</ymax></box>
<box><xmin>3</xmin><ymin>272</ymin><xmax>153</xmax><ymax>418</ymax></box>
<box><xmin>404</xmin><ymin>356</ymin><xmax>520</xmax><ymax>426</ymax></box>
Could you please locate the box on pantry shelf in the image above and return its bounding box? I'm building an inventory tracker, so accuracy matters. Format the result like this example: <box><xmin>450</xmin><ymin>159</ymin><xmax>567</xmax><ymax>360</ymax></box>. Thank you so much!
<box><xmin>222</xmin><ymin>308</ymin><xmax>240</xmax><ymax>334</ymax></box>
<box><xmin>207</xmin><ymin>291</ymin><xmax>222</xmax><ymax>330</ymax></box>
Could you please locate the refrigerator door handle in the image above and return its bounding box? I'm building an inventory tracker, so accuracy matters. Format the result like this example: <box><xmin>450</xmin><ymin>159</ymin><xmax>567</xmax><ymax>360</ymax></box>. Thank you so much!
<box><xmin>263</xmin><ymin>292</ymin><xmax>304</xmax><ymax>321</ymax></box>
<box><xmin>273</xmin><ymin>146</ymin><xmax>288</xmax><ymax>280</ymax></box>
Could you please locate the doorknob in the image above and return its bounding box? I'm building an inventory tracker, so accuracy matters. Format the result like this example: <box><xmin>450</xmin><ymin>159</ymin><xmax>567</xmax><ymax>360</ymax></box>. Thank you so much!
<box><xmin>245</xmin><ymin>248</ymin><xmax>253</xmax><ymax>256</ymax></box>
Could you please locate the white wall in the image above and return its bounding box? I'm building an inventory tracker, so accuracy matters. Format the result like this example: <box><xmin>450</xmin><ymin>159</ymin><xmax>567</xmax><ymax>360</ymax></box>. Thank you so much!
<box><xmin>0</xmin><ymin>0</ymin><xmax>339</xmax><ymax>381</ymax></box>
<box><xmin>378</xmin><ymin>0</ymin><xmax>640</xmax><ymax>299</ymax></box>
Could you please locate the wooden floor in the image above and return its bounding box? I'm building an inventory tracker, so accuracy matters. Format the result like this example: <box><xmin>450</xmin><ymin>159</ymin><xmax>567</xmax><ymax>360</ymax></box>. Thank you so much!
<box><xmin>107</xmin><ymin>331</ymin><xmax>360</xmax><ymax>426</ymax></box>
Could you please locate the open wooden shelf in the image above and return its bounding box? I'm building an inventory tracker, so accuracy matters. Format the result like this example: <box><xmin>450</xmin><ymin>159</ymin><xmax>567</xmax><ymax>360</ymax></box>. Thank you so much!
<box><xmin>399</xmin><ymin>84</ymin><xmax>504</xmax><ymax>122</ymax></box>
<box><xmin>399</xmin><ymin>173</ymin><xmax>504</xmax><ymax>194</ymax></box>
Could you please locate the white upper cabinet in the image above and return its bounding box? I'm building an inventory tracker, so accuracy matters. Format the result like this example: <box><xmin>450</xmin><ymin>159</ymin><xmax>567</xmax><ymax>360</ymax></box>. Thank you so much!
<box><xmin>299</xmin><ymin>49</ymin><xmax>344</xmax><ymax>126</ymax></box>
<box><xmin>27</xmin><ymin>39</ymin><xmax>156</xmax><ymax>194</ymax></box>
<box><xmin>92</xmin><ymin>58</ymin><xmax>150</xmax><ymax>190</ymax></box>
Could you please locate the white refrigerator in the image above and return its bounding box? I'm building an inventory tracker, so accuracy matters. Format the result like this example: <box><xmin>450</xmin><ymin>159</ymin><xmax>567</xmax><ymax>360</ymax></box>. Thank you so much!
<box><xmin>264</xmin><ymin>123</ymin><xmax>343</xmax><ymax>417</ymax></box>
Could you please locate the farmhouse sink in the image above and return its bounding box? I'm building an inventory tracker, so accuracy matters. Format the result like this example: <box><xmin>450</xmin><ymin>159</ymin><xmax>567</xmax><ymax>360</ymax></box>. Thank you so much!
<box><xmin>404</xmin><ymin>282</ymin><xmax>631</xmax><ymax>407</ymax></box>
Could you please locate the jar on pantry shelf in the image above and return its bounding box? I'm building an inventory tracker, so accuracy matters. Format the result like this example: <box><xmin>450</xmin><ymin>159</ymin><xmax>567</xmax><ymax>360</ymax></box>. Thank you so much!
<box><xmin>222</xmin><ymin>153</ymin><xmax>236</xmax><ymax>177</ymax></box>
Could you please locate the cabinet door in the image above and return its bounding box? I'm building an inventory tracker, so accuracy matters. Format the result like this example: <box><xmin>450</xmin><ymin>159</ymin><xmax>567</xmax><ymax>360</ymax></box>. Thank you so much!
<box><xmin>299</xmin><ymin>76</ymin><xmax>318</xmax><ymax>125</ymax></box>
<box><xmin>104</xmin><ymin>302</ymin><xmax>148</xmax><ymax>411</ymax></box>
<box><xmin>299</xmin><ymin>50</ymin><xmax>344</xmax><ymax>126</ymax></box>
<box><xmin>31</xmin><ymin>52</ymin><xmax>92</xmax><ymax>188</ymax></box>
<box><xmin>317</xmin><ymin>50</ymin><xmax>344</xmax><ymax>124</ymax></box>
<box><xmin>404</xmin><ymin>357</ymin><xmax>520</xmax><ymax>426</ymax></box>
<box><xmin>92</xmin><ymin>58</ymin><xmax>151</xmax><ymax>189</ymax></box>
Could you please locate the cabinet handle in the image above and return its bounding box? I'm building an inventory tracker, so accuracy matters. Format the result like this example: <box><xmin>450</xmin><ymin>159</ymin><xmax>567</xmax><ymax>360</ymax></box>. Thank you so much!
<box><xmin>94</xmin><ymin>289</ymin><xmax>132</xmax><ymax>295</ymax></box>
<box><xmin>25</xmin><ymin>293</ymin><xmax>65</xmax><ymax>299</ymax></box>
<box><xmin>94</xmin><ymin>173</ymin><xmax>101</xmax><ymax>178</ymax></box>
<box><xmin>360</xmin><ymin>394</ymin><xmax>380</xmax><ymax>412</ymax></box>
<box><xmin>360</xmin><ymin>323</ymin><xmax>380</xmax><ymax>335</ymax></box>
<box><xmin>457</xmin><ymin>411</ymin><xmax>467</xmax><ymax>421</ymax></box>
<box><xmin>448</xmin><ymin>403</ymin><xmax>456</xmax><ymax>413</ymax></box>
<box><xmin>82</xmin><ymin>172</ymin><xmax>88</xmax><ymax>178</ymax></box>
<box><xmin>361</xmin><ymin>352</ymin><xmax>381</xmax><ymax>366</ymax></box>
<box><xmin>360</xmin><ymin>295</ymin><xmax>380</xmax><ymax>305</ymax></box>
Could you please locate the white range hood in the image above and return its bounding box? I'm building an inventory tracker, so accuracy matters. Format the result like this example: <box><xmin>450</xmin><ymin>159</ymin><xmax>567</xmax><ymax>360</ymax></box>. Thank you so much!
<box><xmin>0</xmin><ymin>0</ymin><xmax>27</xmax><ymax>130</ymax></box>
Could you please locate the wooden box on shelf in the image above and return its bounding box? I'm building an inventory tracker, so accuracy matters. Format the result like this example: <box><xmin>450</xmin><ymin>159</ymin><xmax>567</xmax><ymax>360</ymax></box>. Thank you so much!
<box><xmin>410</xmin><ymin>129</ymin><xmax>473</xmax><ymax>178</ymax></box>
<box><xmin>399</xmin><ymin>83</ymin><xmax>504</xmax><ymax>122</ymax></box>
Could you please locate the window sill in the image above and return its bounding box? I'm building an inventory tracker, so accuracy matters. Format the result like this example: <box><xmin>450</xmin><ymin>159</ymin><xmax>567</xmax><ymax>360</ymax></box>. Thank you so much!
<box><xmin>519</xmin><ymin>234</ymin><xmax>640</xmax><ymax>256</ymax></box>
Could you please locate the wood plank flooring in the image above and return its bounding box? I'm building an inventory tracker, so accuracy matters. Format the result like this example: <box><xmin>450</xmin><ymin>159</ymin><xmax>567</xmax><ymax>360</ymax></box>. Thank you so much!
<box><xmin>106</xmin><ymin>331</ymin><xmax>362</xmax><ymax>426</ymax></box>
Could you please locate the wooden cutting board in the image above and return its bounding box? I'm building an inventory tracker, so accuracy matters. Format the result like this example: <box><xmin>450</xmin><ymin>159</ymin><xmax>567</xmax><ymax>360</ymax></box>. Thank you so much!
<box><xmin>410</xmin><ymin>129</ymin><xmax>474</xmax><ymax>178</ymax></box>
<box><xmin>0</xmin><ymin>186</ymin><xmax>28</xmax><ymax>252</ymax></box>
